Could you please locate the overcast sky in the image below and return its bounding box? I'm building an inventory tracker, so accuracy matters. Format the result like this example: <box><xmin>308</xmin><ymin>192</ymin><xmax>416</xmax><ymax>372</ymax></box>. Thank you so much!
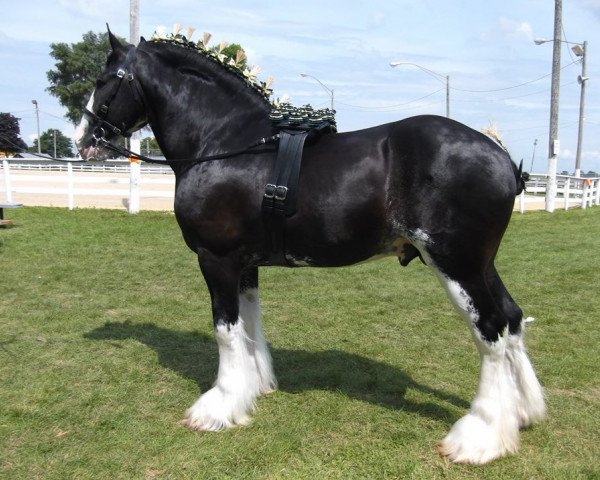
<box><xmin>1</xmin><ymin>0</ymin><xmax>599</xmax><ymax>173</ymax></box>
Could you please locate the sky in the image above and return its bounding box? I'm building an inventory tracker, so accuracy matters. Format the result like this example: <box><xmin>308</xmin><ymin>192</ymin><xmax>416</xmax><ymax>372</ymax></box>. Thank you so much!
<box><xmin>1</xmin><ymin>0</ymin><xmax>599</xmax><ymax>174</ymax></box>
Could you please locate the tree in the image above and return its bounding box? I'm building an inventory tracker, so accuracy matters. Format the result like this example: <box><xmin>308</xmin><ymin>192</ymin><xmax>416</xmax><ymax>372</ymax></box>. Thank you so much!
<box><xmin>46</xmin><ymin>31</ymin><xmax>125</xmax><ymax>124</ymax></box>
<box><xmin>29</xmin><ymin>129</ymin><xmax>74</xmax><ymax>158</ymax></box>
<box><xmin>141</xmin><ymin>136</ymin><xmax>163</xmax><ymax>156</ymax></box>
<box><xmin>210</xmin><ymin>43</ymin><xmax>247</xmax><ymax>69</ymax></box>
<box><xmin>0</xmin><ymin>112</ymin><xmax>28</xmax><ymax>157</ymax></box>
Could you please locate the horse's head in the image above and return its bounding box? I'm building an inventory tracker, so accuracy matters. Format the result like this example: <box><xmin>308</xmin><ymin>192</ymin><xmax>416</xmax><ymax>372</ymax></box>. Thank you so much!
<box><xmin>75</xmin><ymin>29</ymin><xmax>147</xmax><ymax>160</ymax></box>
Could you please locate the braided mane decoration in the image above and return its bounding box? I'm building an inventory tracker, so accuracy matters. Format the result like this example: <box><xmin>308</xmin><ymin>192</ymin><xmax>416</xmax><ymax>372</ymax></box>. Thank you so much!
<box><xmin>150</xmin><ymin>25</ymin><xmax>336</xmax><ymax>132</ymax></box>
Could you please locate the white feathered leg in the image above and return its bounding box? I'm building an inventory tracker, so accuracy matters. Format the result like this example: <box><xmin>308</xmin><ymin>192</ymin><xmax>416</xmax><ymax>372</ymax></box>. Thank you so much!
<box><xmin>436</xmin><ymin>275</ymin><xmax>521</xmax><ymax>464</ymax></box>
<box><xmin>506</xmin><ymin>329</ymin><xmax>546</xmax><ymax>428</ymax></box>
<box><xmin>240</xmin><ymin>288</ymin><xmax>277</xmax><ymax>394</ymax></box>
<box><xmin>439</xmin><ymin>333</ymin><xmax>520</xmax><ymax>463</ymax></box>
<box><xmin>184</xmin><ymin>319</ymin><xmax>261</xmax><ymax>431</ymax></box>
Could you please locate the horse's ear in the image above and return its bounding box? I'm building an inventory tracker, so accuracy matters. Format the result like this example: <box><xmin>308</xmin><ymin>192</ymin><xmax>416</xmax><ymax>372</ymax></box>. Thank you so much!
<box><xmin>139</xmin><ymin>36</ymin><xmax>146</xmax><ymax>43</ymax></box>
<box><xmin>106</xmin><ymin>23</ymin><xmax>124</xmax><ymax>52</ymax></box>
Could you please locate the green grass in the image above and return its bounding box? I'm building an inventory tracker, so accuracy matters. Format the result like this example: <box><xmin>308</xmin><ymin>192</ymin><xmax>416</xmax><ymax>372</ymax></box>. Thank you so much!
<box><xmin>1</xmin><ymin>207</ymin><xmax>599</xmax><ymax>479</ymax></box>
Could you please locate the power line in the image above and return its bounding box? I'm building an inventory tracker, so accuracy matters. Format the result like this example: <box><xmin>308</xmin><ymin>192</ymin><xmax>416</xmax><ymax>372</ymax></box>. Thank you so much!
<box><xmin>450</xmin><ymin>79</ymin><xmax>578</xmax><ymax>104</ymax></box>
<box><xmin>336</xmin><ymin>88</ymin><xmax>445</xmax><ymax>111</ymax></box>
<box><xmin>450</xmin><ymin>59</ymin><xmax>579</xmax><ymax>93</ymax></box>
<box><xmin>39</xmin><ymin>110</ymin><xmax>72</xmax><ymax>123</ymax></box>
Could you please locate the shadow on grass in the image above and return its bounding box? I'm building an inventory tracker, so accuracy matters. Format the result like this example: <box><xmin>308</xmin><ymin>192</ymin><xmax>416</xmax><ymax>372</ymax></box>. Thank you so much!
<box><xmin>84</xmin><ymin>321</ymin><xmax>469</xmax><ymax>425</ymax></box>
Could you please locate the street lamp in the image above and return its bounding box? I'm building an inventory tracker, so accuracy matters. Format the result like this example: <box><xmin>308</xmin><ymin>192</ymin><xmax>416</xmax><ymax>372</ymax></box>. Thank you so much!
<box><xmin>300</xmin><ymin>73</ymin><xmax>335</xmax><ymax>111</ymax></box>
<box><xmin>389</xmin><ymin>62</ymin><xmax>450</xmax><ymax>118</ymax></box>
<box><xmin>530</xmin><ymin>138</ymin><xmax>538</xmax><ymax>173</ymax></box>
<box><xmin>535</xmin><ymin>38</ymin><xmax>588</xmax><ymax>178</ymax></box>
<box><xmin>31</xmin><ymin>99</ymin><xmax>41</xmax><ymax>154</ymax></box>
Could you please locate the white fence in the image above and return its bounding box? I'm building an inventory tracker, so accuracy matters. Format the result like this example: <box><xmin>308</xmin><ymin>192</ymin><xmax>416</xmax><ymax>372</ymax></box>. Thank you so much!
<box><xmin>2</xmin><ymin>159</ymin><xmax>599</xmax><ymax>213</ymax></box>
<box><xmin>517</xmin><ymin>174</ymin><xmax>600</xmax><ymax>213</ymax></box>
<box><xmin>1</xmin><ymin>158</ymin><xmax>175</xmax><ymax>212</ymax></box>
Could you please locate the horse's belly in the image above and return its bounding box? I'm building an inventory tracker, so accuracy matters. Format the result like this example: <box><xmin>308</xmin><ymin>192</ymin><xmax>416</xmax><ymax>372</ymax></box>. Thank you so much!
<box><xmin>283</xmin><ymin>231</ymin><xmax>414</xmax><ymax>268</ymax></box>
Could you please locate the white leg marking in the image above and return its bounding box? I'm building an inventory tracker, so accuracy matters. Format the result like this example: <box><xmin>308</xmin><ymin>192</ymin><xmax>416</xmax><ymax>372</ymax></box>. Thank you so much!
<box><xmin>506</xmin><ymin>330</ymin><xmax>546</xmax><ymax>428</ymax></box>
<box><xmin>436</xmin><ymin>274</ymin><xmax>521</xmax><ymax>464</ymax></box>
<box><xmin>184</xmin><ymin>319</ymin><xmax>261</xmax><ymax>431</ymax></box>
<box><xmin>240</xmin><ymin>288</ymin><xmax>277</xmax><ymax>394</ymax></box>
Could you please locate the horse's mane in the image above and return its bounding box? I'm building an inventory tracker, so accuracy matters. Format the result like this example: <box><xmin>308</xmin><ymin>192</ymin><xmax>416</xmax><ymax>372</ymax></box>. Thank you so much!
<box><xmin>149</xmin><ymin>26</ymin><xmax>275</xmax><ymax>106</ymax></box>
<box><xmin>148</xmin><ymin>25</ymin><xmax>336</xmax><ymax>130</ymax></box>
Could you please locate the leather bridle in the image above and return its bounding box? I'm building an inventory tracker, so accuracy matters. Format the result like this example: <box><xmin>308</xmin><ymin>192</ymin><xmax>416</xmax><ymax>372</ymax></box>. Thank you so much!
<box><xmin>81</xmin><ymin>44</ymin><xmax>279</xmax><ymax>165</ymax></box>
<box><xmin>83</xmin><ymin>45</ymin><xmax>143</xmax><ymax>143</ymax></box>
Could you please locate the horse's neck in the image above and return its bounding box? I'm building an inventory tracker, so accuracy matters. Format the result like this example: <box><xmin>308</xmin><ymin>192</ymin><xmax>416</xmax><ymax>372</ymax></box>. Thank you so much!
<box><xmin>137</xmin><ymin>46</ymin><xmax>272</xmax><ymax>160</ymax></box>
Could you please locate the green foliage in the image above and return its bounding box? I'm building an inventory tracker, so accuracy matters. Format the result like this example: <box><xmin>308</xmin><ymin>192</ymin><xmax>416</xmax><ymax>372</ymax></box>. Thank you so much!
<box><xmin>1</xmin><ymin>207</ymin><xmax>599</xmax><ymax>478</ymax></box>
<box><xmin>46</xmin><ymin>31</ymin><xmax>125</xmax><ymax>124</ymax></box>
<box><xmin>210</xmin><ymin>42</ymin><xmax>247</xmax><ymax>69</ymax></box>
<box><xmin>29</xmin><ymin>129</ymin><xmax>74</xmax><ymax>158</ymax></box>
<box><xmin>0</xmin><ymin>112</ymin><xmax>27</xmax><ymax>155</ymax></box>
<box><xmin>140</xmin><ymin>136</ymin><xmax>163</xmax><ymax>156</ymax></box>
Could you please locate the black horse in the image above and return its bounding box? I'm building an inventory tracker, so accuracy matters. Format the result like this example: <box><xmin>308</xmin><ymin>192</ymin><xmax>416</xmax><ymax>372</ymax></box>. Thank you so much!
<box><xmin>75</xmin><ymin>30</ymin><xmax>546</xmax><ymax>464</ymax></box>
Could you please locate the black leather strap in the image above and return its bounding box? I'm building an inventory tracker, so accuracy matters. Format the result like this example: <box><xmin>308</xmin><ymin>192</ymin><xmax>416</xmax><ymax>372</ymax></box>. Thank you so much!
<box><xmin>262</xmin><ymin>129</ymin><xmax>310</xmax><ymax>264</ymax></box>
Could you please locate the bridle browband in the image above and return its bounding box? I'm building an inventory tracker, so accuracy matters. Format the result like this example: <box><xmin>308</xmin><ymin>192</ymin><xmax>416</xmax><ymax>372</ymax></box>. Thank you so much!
<box><xmin>84</xmin><ymin>44</ymin><xmax>280</xmax><ymax>165</ymax></box>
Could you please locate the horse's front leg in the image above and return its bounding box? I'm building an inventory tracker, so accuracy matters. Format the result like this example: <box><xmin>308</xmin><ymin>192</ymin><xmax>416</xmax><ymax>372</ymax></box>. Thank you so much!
<box><xmin>239</xmin><ymin>267</ymin><xmax>278</xmax><ymax>395</ymax></box>
<box><xmin>183</xmin><ymin>253</ymin><xmax>264</xmax><ymax>431</ymax></box>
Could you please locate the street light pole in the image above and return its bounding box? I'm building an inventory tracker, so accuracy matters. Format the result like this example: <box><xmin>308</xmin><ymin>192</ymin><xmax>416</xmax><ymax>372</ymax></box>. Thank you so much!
<box><xmin>445</xmin><ymin>75</ymin><xmax>450</xmax><ymax>119</ymax></box>
<box><xmin>389</xmin><ymin>62</ymin><xmax>450</xmax><ymax>118</ymax></box>
<box><xmin>574</xmin><ymin>40</ymin><xmax>588</xmax><ymax>178</ymax></box>
<box><xmin>535</xmin><ymin>20</ymin><xmax>588</xmax><ymax>180</ymax></box>
<box><xmin>299</xmin><ymin>73</ymin><xmax>334</xmax><ymax>111</ymax></box>
<box><xmin>31</xmin><ymin>100</ymin><xmax>41</xmax><ymax>154</ymax></box>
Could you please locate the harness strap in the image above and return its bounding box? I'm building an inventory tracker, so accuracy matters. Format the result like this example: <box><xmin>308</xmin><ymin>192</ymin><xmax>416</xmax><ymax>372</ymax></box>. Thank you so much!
<box><xmin>261</xmin><ymin>129</ymin><xmax>310</xmax><ymax>264</ymax></box>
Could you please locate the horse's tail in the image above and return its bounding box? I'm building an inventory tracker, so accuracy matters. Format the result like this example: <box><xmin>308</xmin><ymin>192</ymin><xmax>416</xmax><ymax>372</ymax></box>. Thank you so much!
<box><xmin>513</xmin><ymin>159</ymin><xmax>526</xmax><ymax>195</ymax></box>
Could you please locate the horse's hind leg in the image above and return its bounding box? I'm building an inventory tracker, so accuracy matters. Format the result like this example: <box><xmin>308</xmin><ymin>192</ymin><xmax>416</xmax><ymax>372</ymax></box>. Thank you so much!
<box><xmin>421</xmin><ymin>244</ymin><xmax>544</xmax><ymax>464</ymax></box>
<box><xmin>183</xmin><ymin>255</ymin><xmax>268</xmax><ymax>431</ymax></box>
<box><xmin>488</xmin><ymin>270</ymin><xmax>546</xmax><ymax>428</ymax></box>
<box><xmin>432</xmin><ymin>267</ymin><xmax>519</xmax><ymax>463</ymax></box>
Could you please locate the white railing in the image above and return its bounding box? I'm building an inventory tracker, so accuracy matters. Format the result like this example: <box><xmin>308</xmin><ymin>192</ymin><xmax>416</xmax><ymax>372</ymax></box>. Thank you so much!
<box><xmin>1</xmin><ymin>159</ymin><xmax>175</xmax><ymax>211</ymax></box>
<box><xmin>517</xmin><ymin>173</ymin><xmax>600</xmax><ymax>213</ymax></box>
<box><xmin>2</xmin><ymin>160</ymin><xmax>599</xmax><ymax>214</ymax></box>
<box><xmin>5</xmin><ymin>156</ymin><xmax>172</xmax><ymax>174</ymax></box>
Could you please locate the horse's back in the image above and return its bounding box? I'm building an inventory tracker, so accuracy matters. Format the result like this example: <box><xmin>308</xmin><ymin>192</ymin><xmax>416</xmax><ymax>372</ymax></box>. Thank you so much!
<box><xmin>301</xmin><ymin>114</ymin><xmax>518</xmax><ymax>225</ymax></box>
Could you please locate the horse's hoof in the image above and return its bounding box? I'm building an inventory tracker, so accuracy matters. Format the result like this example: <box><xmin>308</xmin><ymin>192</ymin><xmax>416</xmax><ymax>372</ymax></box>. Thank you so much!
<box><xmin>438</xmin><ymin>413</ymin><xmax>518</xmax><ymax>464</ymax></box>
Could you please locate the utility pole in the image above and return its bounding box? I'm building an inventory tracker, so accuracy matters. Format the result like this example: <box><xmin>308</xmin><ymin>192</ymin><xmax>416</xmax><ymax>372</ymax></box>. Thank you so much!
<box><xmin>31</xmin><ymin>100</ymin><xmax>41</xmax><ymax>154</ymax></box>
<box><xmin>53</xmin><ymin>130</ymin><xmax>57</xmax><ymax>158</ymax></box>
<box><xmin>130</xmin><ymin>0</ymin><xmax>139</xmax><ymax>46</ymax></box>
<box><xmin>129</xmin><ymin>0</ymin><xmax>141</xmax><ymax>214</ymax></box>
<box><xmin>545</xmin><ymin>0</ymin><xmax>562</xmax><ymax>212</ymax></box>
<box><xmin>574</xmin><ymin>40</ymin><xmax>588</xmax><ymax>178</ymax></box>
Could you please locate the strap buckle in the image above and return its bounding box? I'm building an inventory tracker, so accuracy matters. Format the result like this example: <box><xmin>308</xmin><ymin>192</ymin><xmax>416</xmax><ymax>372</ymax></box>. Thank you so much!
<box><xmin>117</xmin><ymin>68</ymin><xmax>134</xmax><ymax>81</ymax></box>
<box><xmin>264</xmin><ymin>184</ymin><xmax>288</xmax><ymax>201</ymax></box>
<box><xmin>275</xmin><ymin>186</ymin><xmax>288</xmax><ymax>201</ymax></box>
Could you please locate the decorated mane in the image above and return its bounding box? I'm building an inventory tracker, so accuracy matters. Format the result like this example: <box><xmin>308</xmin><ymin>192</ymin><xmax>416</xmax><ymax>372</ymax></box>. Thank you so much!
<box><xmin>150</xmin><ymin>24</ymin><xmax>275</xmax><ymax>103</ymax></box>
<box><xmin>150</xmin><ymin>25</ymin><xmax>336</xmax><ymax>131</ymax></box>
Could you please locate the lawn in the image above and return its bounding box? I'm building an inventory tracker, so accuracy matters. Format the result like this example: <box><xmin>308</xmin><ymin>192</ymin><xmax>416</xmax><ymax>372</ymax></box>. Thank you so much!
<box><xmin>1</xmin><ymin>207</ymin><xmax>599</xmax><ymax>479</ymax></box>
